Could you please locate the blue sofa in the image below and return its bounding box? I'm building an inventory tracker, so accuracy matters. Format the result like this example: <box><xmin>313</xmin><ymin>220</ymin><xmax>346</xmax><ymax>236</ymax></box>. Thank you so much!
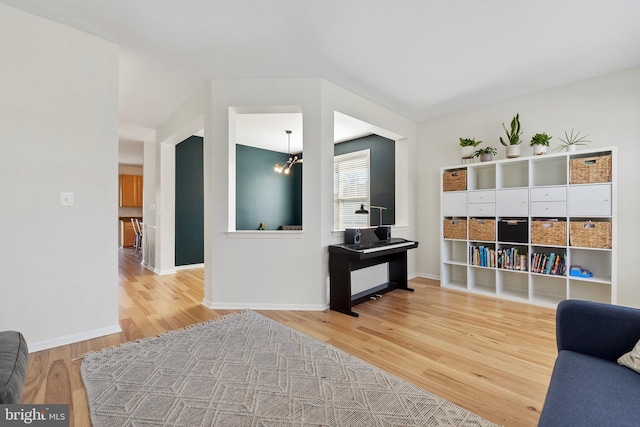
<box><xmin>538</xmin><ymin>300</ymin><xmax>640</xmax><ymax>426</ymax></box>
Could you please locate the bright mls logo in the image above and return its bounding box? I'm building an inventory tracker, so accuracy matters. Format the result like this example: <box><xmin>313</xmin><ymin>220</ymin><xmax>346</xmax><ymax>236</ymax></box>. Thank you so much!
<box><xmin>1</xmin><ymin>405</ymin><xmax>69</xmax><ymax>426</ymax></box>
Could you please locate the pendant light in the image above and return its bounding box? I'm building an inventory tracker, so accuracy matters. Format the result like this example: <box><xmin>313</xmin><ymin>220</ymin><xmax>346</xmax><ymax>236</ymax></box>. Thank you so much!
<box><xmin>274</xmin><ymin>130</ymin><xmax>302</xmax><ymax>174</ymax></box>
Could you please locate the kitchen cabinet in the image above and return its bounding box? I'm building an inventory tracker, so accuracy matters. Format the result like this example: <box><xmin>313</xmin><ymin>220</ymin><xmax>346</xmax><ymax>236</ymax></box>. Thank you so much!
<box><xmin>120</xmin><ymin>218</ymin><xmax>140</xmax><ymax>248</ymax></box>
<box><xmin>122</xmin><ymin>221</ymin><xmax>136</xmax><ymax>247</ymax></box>
<box><xmin>120</xmin><ymin>175</ymin><xmax>143</xmax><ymax>207</ymax></box>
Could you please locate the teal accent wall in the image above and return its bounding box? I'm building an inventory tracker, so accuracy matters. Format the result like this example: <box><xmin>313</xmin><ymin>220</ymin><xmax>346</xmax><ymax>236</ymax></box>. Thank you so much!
<box><xmin>175</xmin><ymin>136</ymin><xmax>204</xmax><ymax>266</ymax></box>
<box><xmin>334</xmin><ymin>134</ymin><xmax>395</xmax><ymax>226</ymax></box>
<box><xmin>236</xmin><ymin>144</ymin><xmax>302</xmax><ymax>230</ymax></box>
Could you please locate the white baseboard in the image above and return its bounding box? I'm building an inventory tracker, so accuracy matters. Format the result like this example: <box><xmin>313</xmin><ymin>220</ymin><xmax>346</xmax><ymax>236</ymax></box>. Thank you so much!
<box><xmin>415</xmin><ymin>272</ymin><xmax>440</xmax><ymax>281</ymax></box>
<box><xmin>175</xmin><ymin>263</ymin><xmax>204</xmax><ymax>271</ymax></box>
<box><xmin>202</xmin><ymin>299</ymin><xmax>328</xmax><ymax>312</ymax></box>
<box><xmin>28</xmin><ymin>324</ymin><xmax>122</xmax><ymax>353</ymax></box>
<box><xmin>142</xmin><ymin>262</ymin><xmax>177</xmax><ymax>275</ymax></box>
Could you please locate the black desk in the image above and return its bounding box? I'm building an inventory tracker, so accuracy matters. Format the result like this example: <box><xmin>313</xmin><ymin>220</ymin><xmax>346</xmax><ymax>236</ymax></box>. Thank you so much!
<box><xmin>328</xmin><ymin>238</ymin><xmax>419</xmax><ymax>317</ymax></box>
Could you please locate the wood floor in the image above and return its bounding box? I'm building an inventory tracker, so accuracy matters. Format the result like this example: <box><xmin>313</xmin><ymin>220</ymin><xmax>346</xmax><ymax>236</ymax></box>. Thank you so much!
<box><xmin>22</xmin><ymin>248</ymin><xmax>557</xmax><ymax>426</ymax></box>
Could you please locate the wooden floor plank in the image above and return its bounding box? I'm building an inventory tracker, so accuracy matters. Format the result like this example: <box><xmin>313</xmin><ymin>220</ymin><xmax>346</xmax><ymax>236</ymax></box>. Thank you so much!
<box><xmin>21</xmin><ymin>248</ymin><xmax>556</xmax><ymax>426</ymax></box>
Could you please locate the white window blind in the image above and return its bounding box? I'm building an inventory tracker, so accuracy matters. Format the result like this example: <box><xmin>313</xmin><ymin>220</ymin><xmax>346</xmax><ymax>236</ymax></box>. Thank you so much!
<box><xmin>334</xmin><ymin>149</ymin><xmax>370</xmax><ymax>230</ymax></box>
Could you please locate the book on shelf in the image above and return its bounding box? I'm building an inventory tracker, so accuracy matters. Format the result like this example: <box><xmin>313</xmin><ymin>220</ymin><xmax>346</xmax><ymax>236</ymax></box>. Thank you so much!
<box><xmin>530</xmin><ymin>251</ymin><xmax>566</xmax><ymax>276</ymax></box>
<box><xmin>496</xmin><ymin>247</ymin><xmax>527</xmax><ymax>271</ymax></box>
<box><xmin>469</xmin><ymin>245</ymin><xmax>496</xmax><ymax>268</ymax></box>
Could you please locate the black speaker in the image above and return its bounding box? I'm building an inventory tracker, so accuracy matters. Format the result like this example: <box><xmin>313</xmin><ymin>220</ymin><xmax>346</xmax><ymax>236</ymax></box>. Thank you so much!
<box><xmin>375</xmin><ymin>226</ymin><xmax>391</xmax><ymax>241</ymax></box>
<box><xmin>344</xmin><ymin>228</ymin><xmax>362</xmax><ymax>244</ymax></box>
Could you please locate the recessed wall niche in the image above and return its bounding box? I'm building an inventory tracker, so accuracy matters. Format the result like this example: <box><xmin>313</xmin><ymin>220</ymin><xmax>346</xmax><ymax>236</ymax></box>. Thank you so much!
<box><xmin>333</xmin><ymin>111</ymin><xmax>403</xmax><ymax>230</ymax></box>
<box><xmin>231</xmin><ymin>107</ymin><xmax>303</xmax><ymax>231</ymax></box>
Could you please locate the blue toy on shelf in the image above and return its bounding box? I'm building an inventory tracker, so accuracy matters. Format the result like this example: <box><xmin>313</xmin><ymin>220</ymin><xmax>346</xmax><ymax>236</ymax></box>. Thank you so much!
<box><xmin>570</xmin><ymin>265</ymin><xmax>593</xmax><ymax>278</ymax></box>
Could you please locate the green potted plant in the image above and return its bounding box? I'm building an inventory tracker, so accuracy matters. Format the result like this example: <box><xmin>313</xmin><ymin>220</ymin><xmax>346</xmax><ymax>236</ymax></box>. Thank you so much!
<box><xmin>473</xmin><ymin>146</ymin><xmax>497</xmax><ymax>162</ymax></box>
<box><xmin>555</xmin><ymin>129</ymin><xmax>590</xmax><ymax>152</ymax></box>
<box><xmin>499</xmin><ymin>113</ymin><xmax>523</xmax><ymax>158</ymax></box>
<box><xmin>530</xmin><ymin>132</ymin><xmax>552</xmax><ymax>155</ymax></box>
<box><xmin>459</xmin><ymin>137</ymin><xmax>482</xmax><ymax>159</ymax></box>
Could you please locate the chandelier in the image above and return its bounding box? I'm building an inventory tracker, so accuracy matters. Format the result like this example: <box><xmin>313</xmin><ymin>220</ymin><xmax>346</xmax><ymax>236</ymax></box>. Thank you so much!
<box><xmin>274</xmin><ymin>130</ymin><xmax>302</xmax><ymax>174</ymax></box>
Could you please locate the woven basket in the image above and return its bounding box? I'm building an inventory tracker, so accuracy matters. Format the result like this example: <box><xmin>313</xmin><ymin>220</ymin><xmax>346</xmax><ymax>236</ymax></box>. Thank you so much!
<box><xmin>569</xmin><ymin>220</ymin><xmax>612</xmax><ymax>248</ymax></box>
<box><xmin>469</xmin><ymin>219</ymin><xmax>495</xmax><ymax>241</ymax></box>
<box><xmin>531</xmin><ymin>220</ymin><xmax>566</xmax><ymax>246</ymax></box>
<box><xmin>443</xmin><ymin>169</ymin><xmax>467</xmax><ymax>192</ymax></box>
<box><xmin>570</xmin><ymin>155</ymin><xmax>612</xmax><ymax>184</ymax></box>
<box><xmin>443</xmin><ymin>219</ymin><xmax>467</xmax><ymax>239</ymax></box>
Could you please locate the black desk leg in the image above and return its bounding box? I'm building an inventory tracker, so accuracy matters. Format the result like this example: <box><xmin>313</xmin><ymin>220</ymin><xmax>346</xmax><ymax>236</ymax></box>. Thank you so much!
<box><xmin>389</xmin><ymin>252</ymin><xmax>414</xmax><ymax>292</ymax></box>
<box><xmin>329</xmin><ymin>256</ymin><xmax>359</xmax><ymax>317</ymax></box>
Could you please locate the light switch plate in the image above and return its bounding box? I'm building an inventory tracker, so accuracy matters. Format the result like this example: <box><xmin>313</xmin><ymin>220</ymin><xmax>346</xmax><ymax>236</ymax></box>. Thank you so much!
<box><xmin>60</xmin><ymin>192</ymin><xmax>74</xmax><ymax>206</ymax></box>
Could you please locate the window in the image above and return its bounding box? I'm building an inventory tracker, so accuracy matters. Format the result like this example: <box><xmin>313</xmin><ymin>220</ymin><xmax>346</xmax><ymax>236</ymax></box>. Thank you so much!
<box><xmin>334</xmin><ymin>149</ymin><xmax>370</xmax><ymax>230</ymax></box>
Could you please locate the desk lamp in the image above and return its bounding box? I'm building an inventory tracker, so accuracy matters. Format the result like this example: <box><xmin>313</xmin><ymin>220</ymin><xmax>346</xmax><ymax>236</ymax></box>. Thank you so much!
<box><xmin>355</xmin><ymin>203</ymin><xmax>387</xmax><ymax>226</ymax></box>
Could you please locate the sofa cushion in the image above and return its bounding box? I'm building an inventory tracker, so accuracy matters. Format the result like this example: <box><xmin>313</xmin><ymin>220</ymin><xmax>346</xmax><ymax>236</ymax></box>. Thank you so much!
<box><xmin>0</xmin><ymin>331</ymin><xmax>28</xmax><ymax>404</ymax></box>
<box><xmin>618</xmin><ymin>338</ymin><xmax>640</xmax><ymax>373</ymax></box>
<box><xmin>539</xmin><ymin>350</ymin><xmax>640</xmax><ymax>427</ymax></box>
<box><xmin>556</xmin><ymin>299</ymin><xmax>640</xmax><ymax>361</ymax></box>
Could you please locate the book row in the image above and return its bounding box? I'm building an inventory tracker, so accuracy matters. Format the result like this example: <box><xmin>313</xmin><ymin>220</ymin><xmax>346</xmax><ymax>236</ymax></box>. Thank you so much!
<box><xmin>468</xmin><ymin>245</ymin><xmax>567</xmax><ymax>276</ymax></box>
<box><xmin>469</xmin><ymin>246</ymin><xmax>527</xmax><ymax>271</ymax></box>
<box><xmin>531</xmin><ymin>251</ymin><xmax>566</xmax><ymax>276</ymax></box>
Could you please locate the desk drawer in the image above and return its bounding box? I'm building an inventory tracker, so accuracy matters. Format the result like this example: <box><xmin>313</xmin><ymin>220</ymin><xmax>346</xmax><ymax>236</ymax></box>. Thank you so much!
<box><xmin>468</xmin><ymin>190</ymin><xmax>496</xmax><ymax>204</ymax></box>
<box><xmin>468</xmin><ymin>203</ymin><xmax>496</xmax><ymax>216</ymax></box>
<box><xmin>530</xmin><ymin>201</ymin><xmax>566</xmax><ymax>217</ymax></box>
<box><xmin>531</xmin><ymin>186</ymin><xmax>566</xmax><ymax>202</ymax></box>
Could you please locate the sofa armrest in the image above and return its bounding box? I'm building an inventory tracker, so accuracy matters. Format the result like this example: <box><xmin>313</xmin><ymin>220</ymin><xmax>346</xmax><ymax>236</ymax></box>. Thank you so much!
<box><xmin>0</xmin><ymin>331</ymin><xmax>28</xmax><ymax>404</ymax></box>
<box><xmin>556</xmin><ymin>299</ymin><xmax>640</xmax><ymax>361</ymax></box>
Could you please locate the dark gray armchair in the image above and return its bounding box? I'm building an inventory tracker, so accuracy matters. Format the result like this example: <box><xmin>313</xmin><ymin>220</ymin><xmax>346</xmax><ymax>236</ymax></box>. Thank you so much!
<box><xmin>0</xmin><ymin>331</ymin><xmax>28</xmax><ymax>404</ymax></box>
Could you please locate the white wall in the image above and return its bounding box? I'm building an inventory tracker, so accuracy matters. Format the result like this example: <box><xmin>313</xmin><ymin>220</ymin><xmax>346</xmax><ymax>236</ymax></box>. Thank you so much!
<box><xmin>142</xmin><ymin>140</ymin><xmax>157</xmax><ymax>270</ymax></box>
<box><xmin>153</xmin><ymin>85</ymin><xmax>209</xmax><ymax>275</ymax></box>
<box><xmin>417</xmin><ymin>67</ymin><xmax>640</xmax><ymax>307</ymax></box>
<box><xmin>173</xmin><ymin>77</ymin><xmax>419</xmax><ymax>310</ymax></box>
<box><xmin>205</xmin><ymin>78</ymin><xmax>325</xmax><ymax>309</ymax></box>
<box><xmin>0</xmin><ymin>5</ymin><xmax>120</xmax><ymax>350</ymax></box>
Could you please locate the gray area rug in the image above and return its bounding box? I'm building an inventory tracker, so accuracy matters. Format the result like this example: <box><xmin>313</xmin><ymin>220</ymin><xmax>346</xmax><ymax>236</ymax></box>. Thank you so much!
<box><xmin>81</xmin><ymin>311</ymin><xmax>497</xmax><ymax>426</ymax></box>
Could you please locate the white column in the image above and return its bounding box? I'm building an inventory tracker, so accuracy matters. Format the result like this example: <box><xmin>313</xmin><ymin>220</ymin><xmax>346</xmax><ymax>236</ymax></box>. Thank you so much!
<box><xmin>154</xmin><ymin>142</ymin><xmax>176</xmax><ymax>274</ymax></box>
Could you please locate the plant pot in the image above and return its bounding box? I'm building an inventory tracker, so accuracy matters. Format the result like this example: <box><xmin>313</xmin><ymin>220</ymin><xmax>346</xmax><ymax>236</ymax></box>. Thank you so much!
<box><xmin>506</xmin><ymin>145</ymin><xmax>520</xmax><ymax>158</ymax></box>
<box><xmin>461</xmin><ymin>146</ymin><xmax>474</xmax><ymax>159</ymax></box>
<box><xmin>480</xmin><ymin>153</ymin><xmax>493</xmax><ymax>162</ymax></box>
<box><xmin>533</xmin><ymin>145</ymin><xmax>547</xmax><ymax>155</ymax></box>
<box><xmin>566</xmin><ymin>144</ymin><xmax>577</xmax><ymax>152</ymax></box>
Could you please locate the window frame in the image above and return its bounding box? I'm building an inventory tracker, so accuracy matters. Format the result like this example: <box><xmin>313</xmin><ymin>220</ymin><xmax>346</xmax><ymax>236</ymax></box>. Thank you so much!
<box><xmin>333</xmin><ymin>149</ymin><xmax>370</xmax><ymax>231</ymax></box>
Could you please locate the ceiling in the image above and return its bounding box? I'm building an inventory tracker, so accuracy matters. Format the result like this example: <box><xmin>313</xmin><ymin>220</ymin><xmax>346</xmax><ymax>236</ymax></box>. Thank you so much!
<box><xmin>231</xmin><ymin>111</ymin><xmax>389</xmax><ymax>153</ymax></box>
<box><xmin>4</xmin><ymin>1</ymin><xmax>640</xmax><ymax>136</ymax></box>
<box><xmin>235</xmin><ymin>113</ymin><xmax>304</xmax><ymax>153</ymax></box>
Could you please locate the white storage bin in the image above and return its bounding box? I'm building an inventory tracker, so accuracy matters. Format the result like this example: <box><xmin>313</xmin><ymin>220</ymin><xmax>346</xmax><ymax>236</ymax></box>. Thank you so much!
<box><xmin>569</xmin><ymin>184</ymin><xmax>611</xmax><ymax>217</ymax></box>
<box><xmin>497</xmin><ymin>188</ymin><xmax>529</xmax><ymax>216</ymax></box>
